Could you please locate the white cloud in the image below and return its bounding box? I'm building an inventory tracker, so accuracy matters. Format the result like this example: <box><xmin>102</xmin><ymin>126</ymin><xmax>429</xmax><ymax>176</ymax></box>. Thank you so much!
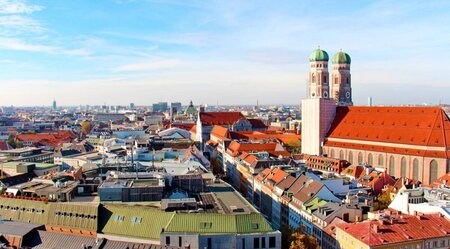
<box><xmin>0</xmin><ymin>37</ymin><xmax>55</xmax><ymax>52</ymax></box>
<box><xmin>113</xmin><ymin>59</ymin><xmax>182</xmax><ymax>72</ymax></box>
<box><xmin>0</xmin><ymin>37</ymin><xmax>92</xmax><ymax>56</ymax></box>
<box><xmin>0</xmin><ymin>0</ymin><xmax>44</xmax><ymax>14</ymax></box>
<box><xmin>0</xmin><ymin>15</ymin><xmax>45</xmax><ymax>33</ymax></box>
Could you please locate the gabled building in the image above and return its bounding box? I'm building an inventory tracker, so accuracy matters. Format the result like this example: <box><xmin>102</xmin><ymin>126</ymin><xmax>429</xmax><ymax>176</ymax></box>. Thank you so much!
<box><xmin>196</xmin><ymin>112</ymin><xmax>252</xmax><ymax>147</ymax></box>
<box><xmin>336</xmin><ymin>209</ymin><xmax>450</xmax><ymax>249</ymax></box>
<box><xmin>301</xmin><ymin>48</ymin><xmax>450</xmax><ymax>186</ymax></box>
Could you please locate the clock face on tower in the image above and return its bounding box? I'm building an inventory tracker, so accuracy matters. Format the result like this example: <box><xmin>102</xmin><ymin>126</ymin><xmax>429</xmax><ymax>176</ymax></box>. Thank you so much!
<box><xmin>311</xmin><ymin>92</ymin><xmax>316</xmax><ymax>98</ymax></box>
<box><xmin>346</xmin><ymin>92</ymin><xmax>351</xmax><ymax>98</ymax></box>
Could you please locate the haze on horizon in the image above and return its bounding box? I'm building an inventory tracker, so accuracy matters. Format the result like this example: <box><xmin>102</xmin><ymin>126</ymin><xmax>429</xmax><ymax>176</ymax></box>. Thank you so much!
<box><xmin>0</xmin><ymin>0</ymin><xmax>449</xmax><ymax>107</ymax></box>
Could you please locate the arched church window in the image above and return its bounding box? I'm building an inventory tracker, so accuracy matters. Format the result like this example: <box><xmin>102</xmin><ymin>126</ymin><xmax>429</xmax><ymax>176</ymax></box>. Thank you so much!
<box><xmin>430</xmin><ymin>160</ymin><xmax>438</xmax><ymax>184</ymax></box>
<box><xmin>330</xmin><ymin>149</ymin><xmax>335</xmax><ymax>159</ymax></box>
<box><xmin>358</xmin><ymin>152</ymin><xmax>363</xmax><ymax>164</ymax></box>
<box><xmin>401</xmin><ymin>157</ymin><xmax>407</xmax><ymax>178</ymax></box>
<box><xmin>368</xmin><ymin>153</ymin><xmax>373</xmax><ymax>165</ymax></box>
<box><xmin>339</xmin><ymin>150</ymin><xmax>344</xmax><ymax>160</ymax></box>
<box><xmin>312</xmin><ymin>74</ymin><xmax>315</xmax><ymax>83</ymax></box>
<box><xmin>348</xmin><ymin>151</ymin><xmax>353</xmax><ymax>164</ymax></box>
<box><xmin>378</xmin><ymin>154</ymin><xmax>384</xmax><ymax>167</ymax></box>
<box><xmin>413</xmin><ymin>159</ymin><xmax>419</xmax><ymax>180</ymax></box>
<box><xmin>389</xmin><ymin>156</ymin><xmax>395</xmax><ymax>176</ymax></box>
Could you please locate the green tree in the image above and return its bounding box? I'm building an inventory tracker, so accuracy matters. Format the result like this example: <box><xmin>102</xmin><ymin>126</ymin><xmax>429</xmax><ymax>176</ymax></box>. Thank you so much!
<box><xmin>6</xmin><ymin>136</ymin><xmax>22</xmax><ymax>149</ymax></box>
<box><xmin>284</xmin><ymin>140</ymin><xmax>301</xmax><ymax>154</ymax></box>
<box><xmin>81</xmin><ymin>121</ymin><xmax>92</xmax><ymax>135</ymax></box>
<box><xmin>281</xmin><ymin>225</ymin><xmax>319</xmax><ymax>249</ymax></box>
<box><xmin>374</xmin><ymin>189</ymin><xmax>392</xmax><ymax>211</ymax></box>
<box><xmin>210</xmin><ymin>157</ymin><xmax>221</xmax><ymax>175</ymax></box>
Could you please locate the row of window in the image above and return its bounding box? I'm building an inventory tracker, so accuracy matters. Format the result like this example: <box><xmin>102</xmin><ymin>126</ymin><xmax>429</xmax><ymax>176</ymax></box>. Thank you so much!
<box><xmin>55</xmin><ymin>211</ymin><xmax>96</xmax><ymax>219</ymax></box>
<box><xmin>113</xmin><ymin>215</ymin><xmax>143</xmax><ymax>223</ymax></box>
<box><xmin>330</xmin><ymin>149</ymin><xmax>439</xmax><ymax>183</ymax></box>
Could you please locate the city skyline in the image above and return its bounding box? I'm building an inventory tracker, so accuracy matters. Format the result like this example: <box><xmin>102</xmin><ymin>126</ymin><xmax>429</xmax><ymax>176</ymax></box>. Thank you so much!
<box><xmin>1</xmin><ymin>0</ymin><xmax>450</xmax><ymax>106</ymax></box>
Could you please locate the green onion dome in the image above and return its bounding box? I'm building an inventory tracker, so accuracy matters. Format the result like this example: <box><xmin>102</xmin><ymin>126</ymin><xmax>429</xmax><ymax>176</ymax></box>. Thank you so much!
<box><xmin>309</xmin><ymin>48</ymin><xmax>329</xmax><ymax>62</ymax></box>
<box><xmin>332</xmin><ymin>51</ymin><xmax>351</xmax><ymax>64</ymax></box>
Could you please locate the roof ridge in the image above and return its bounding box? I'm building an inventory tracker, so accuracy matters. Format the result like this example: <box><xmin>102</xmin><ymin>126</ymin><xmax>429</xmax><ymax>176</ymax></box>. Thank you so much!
<box><xmin>424</xmin><ymin>109</ymin><xmax>442</xmax><ymax>150</ymax></box>
<box><xmin>440</xmin><ymin>109</ymin><xmax>449</xmax><ymax>158</ymax></box>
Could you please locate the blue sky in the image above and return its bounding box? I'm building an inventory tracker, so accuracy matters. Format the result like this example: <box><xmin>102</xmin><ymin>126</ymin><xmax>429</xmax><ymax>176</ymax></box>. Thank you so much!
<box><xmin>0</xmin><ymin>0</ymin><xmax>449</xmax><ymax>106</ymax></box>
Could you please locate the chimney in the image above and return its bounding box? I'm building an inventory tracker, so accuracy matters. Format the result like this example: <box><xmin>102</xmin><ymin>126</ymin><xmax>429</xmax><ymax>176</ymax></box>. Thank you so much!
<box><xmin>373</xmin><ymin>224</ymin><xmax>379</xmax><ymax>233</ymax></box>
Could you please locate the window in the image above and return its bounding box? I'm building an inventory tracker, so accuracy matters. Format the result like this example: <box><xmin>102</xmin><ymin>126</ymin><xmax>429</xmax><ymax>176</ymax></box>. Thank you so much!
<box><xmin>389</xmin><ymin>156</ymin><xmax>395</xmax><ymax>176</ymax></box>
<box><xmin>251</xmin><ymin>223</ymin><xmax>259</xmax><ymax>229</ymax></box>
<box><xmin>254</xmin><ymin>237</ymin><xmax>260</xmax><ymax>249</ymax></box>
<box><xmin>242</xmin><ymin>238</ymin><xmax>246</xmax><ymax>249</ymax></box>
<box><xmin>368</xmin><ymin>153</ymin><xmax>373</xmax><ymax>165</ymax></box>
<box><xmin>269</xmin><ymin>237</ymin><xmax>276</xmax><ymax>248</ymax></box>
<box><xmin>262</xmin><ymin>237</ymin><xmax>266</xmax><ymax>248</ymax></box>
<box><xmin>430</xmin><ymin>160</ymin><xmax>438</xmax><ymax>184</ymax></box>
<box><xmin>401</xmin><ymin>157</ymin><xmax>407</xmax><ymax>178</ymax></box>
<box><xmin>330</xmin><ymin>149</ymin><xmax>335</xmax><ymax>159</ymax></box>
<box><xmin>348</xmin><ymin>151</ymin><xmax>353</xmax><ymax>164</ymax></box>
<box><xmin>207</xmin><ymin>238</ymin><xmax>212</xmax><ymax>249</ymax></box>
<box><xmin>179</xmin><ymin>236</ymin><xmax>182</xmax><ymax>247</ymax></box>
<box><xmin>165</xmin><ymin>236</ymin><xmax>170</xmax><ymax>245</ymax></box>
<box><xmin>339</xmin><ymin>150</ymin><xmax>344</xmax><ymax>160</ymax></box>
<box><xmin>378</xmin><ymin>154</ymin><xmax>384</xmax><ymax>167</ymax></box>
<box><xmin>131</xmin><ymin>217</ymin><xmax>142</xmax><ymax>223</ymax></box>
<box><xmin>413</xmin><ymin>159</ymin><xmax>419</xmax><ymax>180</ymax></box>
<box><xmin>358</xmin><ymin>152</ymin><xmax>363</xmax><ymax>164</ymax></box>
<box><xmin>200</xmin><ymin>222</ymin><xmax>212</xmax><ymax>229</ymax></box>
<box><xmin>312</xmin><ymin>74</ymin><xmax>315</xmax><ymax>83</ymax></box>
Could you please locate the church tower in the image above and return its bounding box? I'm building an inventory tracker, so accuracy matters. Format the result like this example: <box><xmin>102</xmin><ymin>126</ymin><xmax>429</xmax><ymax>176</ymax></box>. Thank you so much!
<box><xmin>331</xmin><ymin>51</ymin><xmax>353</xmax><ymax>106</ymax></box>
<box><xmin>301</xmin><ymin>48</ymin><xmax>337</xmax><ymax>156</ymax></box>
<box><xmin>308</xmin><ymin>47</ymin><xmax>330</xmax><ymax>99</ymax></box>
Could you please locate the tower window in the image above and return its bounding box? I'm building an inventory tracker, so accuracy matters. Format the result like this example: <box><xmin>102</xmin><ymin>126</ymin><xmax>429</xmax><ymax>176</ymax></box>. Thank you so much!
<box><xmin>346</xmin><ymin>77</ymin><xmax>349</xmax><ymax>84</ymax></box>
<box><xmin>312</xmin><ymin>74</ymin><xmax>315</xmax><ymax>83</ymax></box>
<box><xmin>323</xmin><ymin>75</ymin><xmax>327</xmax><ymax>83</ymax></box>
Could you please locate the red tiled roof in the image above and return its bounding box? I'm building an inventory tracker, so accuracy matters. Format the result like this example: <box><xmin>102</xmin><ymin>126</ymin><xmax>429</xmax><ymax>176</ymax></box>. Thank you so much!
<box><xmin>323</xmin><ymin>217</ymin><xmax>346</xmax><ymax>238</ymax></box>
<box><xmin>199</xmin><ymin>112</ymin><xmax>246</xmax><ymax>126</ymax></box>
<box><xmin>226</xmin><ymin>141</ymin><xmax>281</xmax><ymax>157</ymax></box>
<box><xmin>255</xmin><ymin>168</ymin><xmax>271</xmax><ymax>183</ymax></box>
<box><xmin>337</xmin><ymin>212</ymin><xmax>450</xmax><ymax>247</ymax></box>
<box><xmin>327</xmin><ymin>106</ymin><xmax>450</xmax><ymax>157</ymax></box>
<box><xmin>16</xmin><ymin>131</ymin><xmax>75</xmax><ymax>147</ymax></box>
<box><xmin>230</xmin><ymin>131</ymin><xmax>301</xmax><ymax>144</ymax></box>
<box><xmin>210</xmin><ymin>125</ymin><xmax>230</xmax><ymax>139</ymax></box>
<box><xmin>171</xmin><ymin>123</ymin><xmax>195</xmax><ymax>131</ymax></box>
<box><xmin>429</xmin><ymin>172</ymin><xmax>450</xmax><ymax>188</ymax></box>
<box><xmin>341</xmin><ymin>165</ymin><xmax>366</xmax><ymax>178</ymax></box>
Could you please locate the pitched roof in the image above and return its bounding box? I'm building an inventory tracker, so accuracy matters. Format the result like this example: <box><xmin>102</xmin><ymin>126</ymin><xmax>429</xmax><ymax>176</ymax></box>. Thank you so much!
<box><xmin>99</xmin><ymin>204</ymin><xmax>175</xmax><ymax>240</ymax></box>
<box><xmin>199</xmin><ymin>112</ymin><xmax>246</xmax><ymax>126</ymax></box>
<box><xmin>210</xmin><ymin>125</ymin><xmax>230</xmax><ymax>139</ymax></box>
<box><xmin>164</xmin><ymin>213</ymin><xmax>274</xmax><ymax>234</ymax></box>
<box><xmin>341</xmin><ymin>165</ymin><xmax>366</xmax><ymax>178</ymax></box>
<box><xmin>326</xmin><ymin>106</ymin><xmax>450</xmax><ymax>158</ymax></box>
<box><xmin>247</xmin><ymin>118</ymin><xmax>267</xmax><ymax>129</ymax></box>
<box><xmin>337</xmin><ymin>212</ymin><xmax>450</xmax><ymax>247</ymax></box>
<box><xmin>0</xmin><ymin>196</ymin><xmax>99</xmax><ymax>231</ymax></box>
<box><xmin>429</xmin><ymin>172</ymin><xmax>450</xmax><ymax>188</ymax></box>
<box><xmin>226</xmin><ymin>141</ymin><xmax>281</xmax><ymax>157</ymax></box>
